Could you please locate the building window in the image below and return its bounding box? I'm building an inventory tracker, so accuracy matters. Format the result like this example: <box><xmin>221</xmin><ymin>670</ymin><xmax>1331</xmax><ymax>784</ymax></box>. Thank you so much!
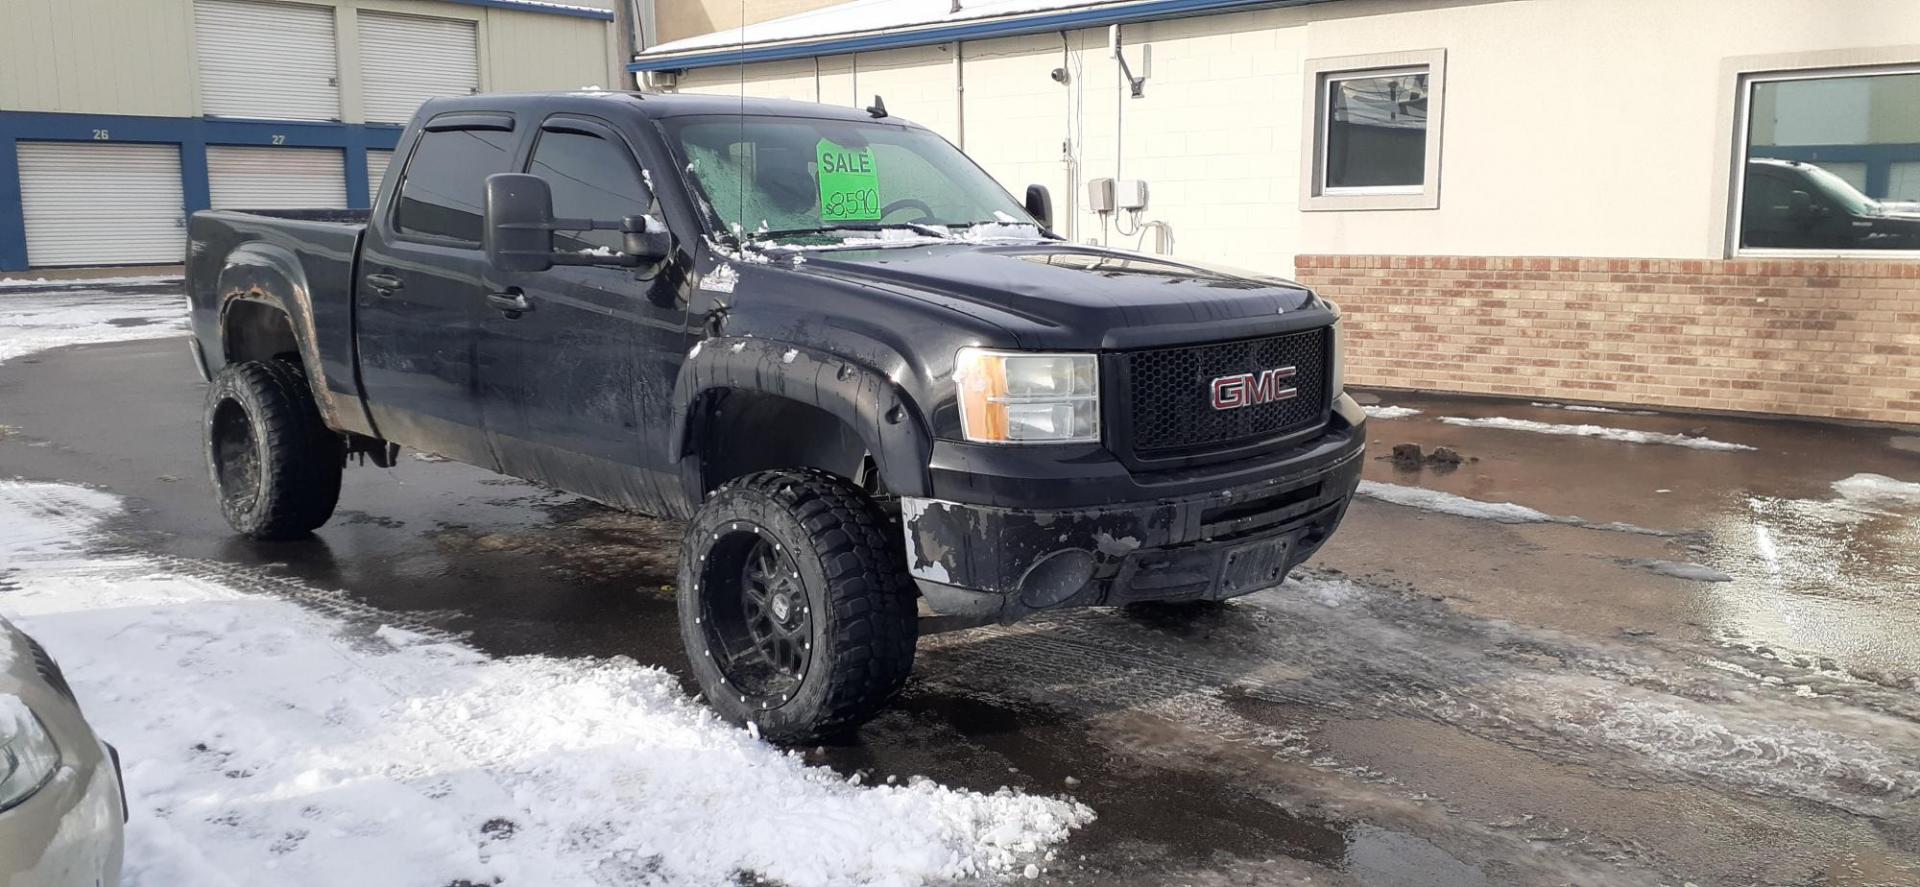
<box><xmin>1302</xmin><ymin>50</ymin><xmax>1446</xmax><ymax>211</ymax></box>
<box><xmin>1736</xmin><ymin>65</ymin><xmax>1920</xmax><ymax>254</ymax></box>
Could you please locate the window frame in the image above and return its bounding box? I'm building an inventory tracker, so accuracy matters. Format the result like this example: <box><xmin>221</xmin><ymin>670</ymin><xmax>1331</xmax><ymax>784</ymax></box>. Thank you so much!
<box><xmin>525</xmin><ymin>113</ymin><xmax>657</xmax><ymax>252</ymax></box>
<box><xmin>1729</xmin><ymin>61</ymin><xmax>1920</xmax><ymax>259</ymax></box>
<box><xmin>1301</xmin><ymin>49</ymin><xmax>1447</xmax><ymax>212</ymax></box>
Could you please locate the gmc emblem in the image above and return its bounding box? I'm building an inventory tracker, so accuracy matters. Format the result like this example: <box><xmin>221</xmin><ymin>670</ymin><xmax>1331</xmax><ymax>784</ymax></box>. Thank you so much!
<box><xmin>1210</xmin><ymin>367</ymin><xmax>1298</xmax><ymax>410</ymax></box>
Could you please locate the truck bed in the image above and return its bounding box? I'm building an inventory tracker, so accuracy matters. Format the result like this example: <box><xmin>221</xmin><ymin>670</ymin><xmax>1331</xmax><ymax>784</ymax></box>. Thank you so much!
<box><xmin>184</xmin><ymin>208</ymin><xmax>372</xmax><ymax>435</ymax></box>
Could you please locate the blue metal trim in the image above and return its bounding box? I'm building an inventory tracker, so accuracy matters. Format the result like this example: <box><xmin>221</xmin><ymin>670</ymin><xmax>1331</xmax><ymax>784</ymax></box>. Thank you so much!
<box><xmin>1</xmin><ymin>111</ymin><xmax>407</xmax><ymax>270</ymax></box>
<box><xmin>439</xmin><ymin>0</ymin><xmax>613</xmax><ymax>20</ymax></box>
<box><xmin>631</xmin><ymin>0</ymin><xmax>1335</xmax><ymax>71</ymax></box>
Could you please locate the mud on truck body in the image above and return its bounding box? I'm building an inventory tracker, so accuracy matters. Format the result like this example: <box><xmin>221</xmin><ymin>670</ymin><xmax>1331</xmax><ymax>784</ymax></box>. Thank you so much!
<box><xmin>185</xmin><ymin>91</ymin><xmax>1367</xmax><ymax>741</ymax></box>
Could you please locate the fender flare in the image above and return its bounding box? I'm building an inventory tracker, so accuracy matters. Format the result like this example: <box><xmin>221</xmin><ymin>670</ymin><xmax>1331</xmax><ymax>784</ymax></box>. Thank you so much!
<box><xmin>211</xmin><ymin>242</ymin><xmax>342</xmax><ymax>430</ymax></box>
<box><xmin>667</xmin><ymin>337</ymin><xmax>932</xmax><ymax>502</ymax></box>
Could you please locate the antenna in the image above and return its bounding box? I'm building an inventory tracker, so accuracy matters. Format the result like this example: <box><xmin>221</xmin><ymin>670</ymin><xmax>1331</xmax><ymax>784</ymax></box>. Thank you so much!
<box><xmin>866</xmin><ymin>95</ymin><xmax>888</xmax><ymax>118</ymax></box>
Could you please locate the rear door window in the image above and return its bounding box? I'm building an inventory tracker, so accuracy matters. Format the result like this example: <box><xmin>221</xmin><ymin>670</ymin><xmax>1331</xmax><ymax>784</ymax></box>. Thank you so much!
<box><xmin>393</xmin><ymin>126</ymin><xmax>517</xmax><ymax>243</ymax></box>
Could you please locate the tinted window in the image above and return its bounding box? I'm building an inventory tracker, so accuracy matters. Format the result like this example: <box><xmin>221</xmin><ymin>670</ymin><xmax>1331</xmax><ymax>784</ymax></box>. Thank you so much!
<box><xmin>394</xmin><ymin>127</ymin><xmax>516</xmax><ymax>242</ymax></box>
<box><xmin>1324</xmin><ymin>70</ymin><xmax>1429</xmax><ymax>190</ymax></box>
<box><xmin>529</xmin><ymin>127</ymin><xmax>653</xmax><ymax>252</ymax></box>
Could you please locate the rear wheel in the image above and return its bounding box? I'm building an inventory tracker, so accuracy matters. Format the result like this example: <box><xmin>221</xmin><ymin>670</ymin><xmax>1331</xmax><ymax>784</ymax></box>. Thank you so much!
<box><xmin>677</xmin><ymin>469</ymin><xmax>917</xmax><ymax>743</ymax></box>
<box><xmin>204</xmin><ymin>360</ymin><xmax>344</xmax><ymax>540</ymax></box>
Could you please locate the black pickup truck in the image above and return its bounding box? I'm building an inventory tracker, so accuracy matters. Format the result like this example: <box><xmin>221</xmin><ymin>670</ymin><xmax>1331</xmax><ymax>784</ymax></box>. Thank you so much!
<box><xmin>186</xmin><ymin>91</ymin><xmax>1366</xmax><ymax>741</ymax></box>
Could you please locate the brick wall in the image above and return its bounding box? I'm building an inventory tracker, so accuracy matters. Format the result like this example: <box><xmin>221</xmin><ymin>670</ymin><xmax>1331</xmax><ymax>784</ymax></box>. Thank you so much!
<box><xmin>1294</xmin><ymin>255</ymin><xmax>1920</xmax><ymax>426</ymax></box>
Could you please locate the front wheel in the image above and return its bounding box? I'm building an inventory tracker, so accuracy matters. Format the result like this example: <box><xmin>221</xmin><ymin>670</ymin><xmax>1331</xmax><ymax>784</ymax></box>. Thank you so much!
<box><xmin>677</xmin><ymin>469</ymin><xmax>917</xmax><ymax>743</ymax></box>
<box><xmin>203</xmin><ymin>360</ymin><xmax>344</xmax><ymax>540</ymax></box>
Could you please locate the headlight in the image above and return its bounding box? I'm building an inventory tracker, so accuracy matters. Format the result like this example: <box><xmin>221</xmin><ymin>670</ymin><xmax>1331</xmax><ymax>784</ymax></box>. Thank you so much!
<box><xmin>954</xmin><ymin>348</ymin><xmax>1099</xmax><ymax>444</ymax></box>
<box><xmin>0</xmin><ymin>695</ymin><xmax>62</xmax><ymax>812</ymax></box>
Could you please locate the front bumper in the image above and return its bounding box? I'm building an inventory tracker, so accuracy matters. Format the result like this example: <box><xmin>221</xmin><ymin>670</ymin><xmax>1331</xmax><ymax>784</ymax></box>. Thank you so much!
<box><xmin>903</xmin><ymin>398</ymin><xmax>1366</xmax><ymax>626</ymax></box>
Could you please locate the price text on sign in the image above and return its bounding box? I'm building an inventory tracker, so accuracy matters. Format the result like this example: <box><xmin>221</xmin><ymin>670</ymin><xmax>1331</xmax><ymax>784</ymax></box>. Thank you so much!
<box><xmin>816</xmin><ymin>139</ymin><xmax>882</xmax><ymax>222</ymax></box>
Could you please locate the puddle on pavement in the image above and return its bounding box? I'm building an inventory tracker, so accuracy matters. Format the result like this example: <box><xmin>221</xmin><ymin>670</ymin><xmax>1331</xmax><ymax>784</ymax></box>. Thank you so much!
<box><xmin>827</xmin><ymin>690</ymin><xmax>1492</xmax><ymax>886</ymax></box>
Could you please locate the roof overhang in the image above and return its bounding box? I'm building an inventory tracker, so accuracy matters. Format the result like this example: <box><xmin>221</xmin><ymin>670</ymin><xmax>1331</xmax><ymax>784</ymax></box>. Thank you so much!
<box><xmin>631</xmin><ymin>0</ymin><xmax>1336</xmax><ymax>72</ymax></box>
<box><xmin>443</xmin><ymin>0</ymin><xmax>614</xmax><ymax>21</ymax></box>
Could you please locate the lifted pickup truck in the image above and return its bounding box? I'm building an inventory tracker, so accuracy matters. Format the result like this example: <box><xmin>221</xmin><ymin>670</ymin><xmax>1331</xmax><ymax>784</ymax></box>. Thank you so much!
<box><xmin>186</xmin><ymin>91</ymin><xmax>1366</xmax><ymax>741</ymax></box>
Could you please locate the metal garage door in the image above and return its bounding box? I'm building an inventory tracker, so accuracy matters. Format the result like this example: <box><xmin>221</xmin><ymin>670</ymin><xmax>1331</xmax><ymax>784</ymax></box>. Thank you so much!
<box><xmin>17</xmin><ymin>143</ymin><xmax>185</xmax><ymax>267</ymax></box>
<box><xmin>366</xmin><ymin>149</ymin><xmax>394</xmax><ymax>205</ymax></box>
<box><xmin>207</xmin><ymin>146</ymin><xmax>347</xmax><ymax>210</ymax></box>
<box><xmin>358</xmin><ymin>11</ymin><xmax>479</xmax><ymax>124</ymax></box>
<box><xmin>195</xmin><ymin>0</ymin><xmax>340</xmax><ymax>121</ymax></box>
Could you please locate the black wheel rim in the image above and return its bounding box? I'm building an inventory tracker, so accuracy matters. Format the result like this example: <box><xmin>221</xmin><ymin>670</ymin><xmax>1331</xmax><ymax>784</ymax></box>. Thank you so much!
<box><xmin>210</xmin><ymin>398</ymin><xmax>260</xmax><ymax>511</ymax></box>
<box><xmin>697</xmin><ymin>523</ymin><xmax>812</xmax><ymax>705</ymax></box>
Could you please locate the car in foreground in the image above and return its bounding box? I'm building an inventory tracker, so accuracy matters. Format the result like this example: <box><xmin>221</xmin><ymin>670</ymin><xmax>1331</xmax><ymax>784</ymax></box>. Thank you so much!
<box><xmin>1</xmin><ymin>616</ymin><xmax>124</xmax><ymax>887</ymax></box>
<box><xmin>185</xmin><ymin>91</ymin><xmax>1366</xmax><ymax>742</ymax></box>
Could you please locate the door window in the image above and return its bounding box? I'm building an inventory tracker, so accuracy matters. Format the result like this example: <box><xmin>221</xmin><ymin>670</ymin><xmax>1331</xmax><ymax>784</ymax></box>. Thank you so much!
<box><xmin>393</xmin><ymin>127</ymin><xmax>517</xmax><ymax>243</ymax></box>
<box><xmin>529</xmin><ymin>127</ymin><xmax>653</xmax><ymax>253</ymax></box>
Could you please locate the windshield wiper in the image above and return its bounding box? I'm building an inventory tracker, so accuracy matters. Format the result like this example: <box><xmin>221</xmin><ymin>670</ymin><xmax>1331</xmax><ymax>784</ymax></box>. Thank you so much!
<box><xmin>758</xmin><ymin>222</ymin><xmax>956</xmax><ymax>241</ymax></box>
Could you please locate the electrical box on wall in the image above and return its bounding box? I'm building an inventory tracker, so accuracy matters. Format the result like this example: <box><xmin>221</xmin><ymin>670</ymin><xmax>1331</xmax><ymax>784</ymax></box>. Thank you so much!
<box><xmin>1115</xmin><ymin>179</ymin><xmax>1149</xmax><ymax>211</ymax></box>
<box><xmin>1086</xmin><ymin>177</ymin><xmax>1116</xmax><ymax>213</ymax></box>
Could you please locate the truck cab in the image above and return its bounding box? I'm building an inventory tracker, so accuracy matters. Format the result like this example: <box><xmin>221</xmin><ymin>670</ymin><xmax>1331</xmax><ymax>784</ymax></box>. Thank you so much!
<box><xmin>186</xmin><ymin>91</ymin><xmax>1366</xmax><ymax>742</ymax></box>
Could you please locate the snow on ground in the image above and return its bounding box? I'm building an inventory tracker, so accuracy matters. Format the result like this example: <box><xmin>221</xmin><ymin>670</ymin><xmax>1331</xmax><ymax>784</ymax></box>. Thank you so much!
<box><xmin>0</xmin><ymin>480</ymin><xmax>1092</xmax><ymax>887</ymax></box>
<box><xmin>1361</xmin><ymin>405</ymin><xmax>1421</xmax><ymax>420</ymax></box>
<box><xmin>1832</xmin><ymin>473</ymin><xmax>1920</xmax><ymax>506</ymax></box>
<box><xmin>1438</xmin><ymin>416</ymin><xmax>1755</xmax><ymax>451</ymax></box>
<box><xmin>1355</xmin><ymin>481</ymin><xmax>1552</xmax><ymax>524</ymax></box>
<box><xmin>1528</xmin><ymin>401</ymin><xmax>1659</xmax><ymax>416</ymax></box>
<box><xmin>0</xmin><ymin>274</ymin><xmax>181</xmax><ymax>289</ymax></box>
<box><xmin>1355</xmin><ymin>481</ymin><xmax>1677</xmax><ymax>537</ymax></box>
<box><xmin>0</xmin><ymin>289</ymin><xmax>189</xmax><ymax>365</ymax></box>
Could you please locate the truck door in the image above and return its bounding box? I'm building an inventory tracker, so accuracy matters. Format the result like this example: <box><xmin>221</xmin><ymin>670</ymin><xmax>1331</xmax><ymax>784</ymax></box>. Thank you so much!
<box><xmin>475</xmin><ymin>115</ymin><xmax>694</xmax><ymax>515</ymax></box>
<box><xmin>355</xmin><ymin>113</ymin><xmax>522</xmax><ymax>469</ymax></box>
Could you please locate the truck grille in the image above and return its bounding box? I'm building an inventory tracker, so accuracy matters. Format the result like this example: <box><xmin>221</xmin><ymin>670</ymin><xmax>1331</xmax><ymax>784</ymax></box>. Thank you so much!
<box><xmin>1117</xmin><ymin>327</ymin><xmax>1332</xmax><ymax>460</ymax></box>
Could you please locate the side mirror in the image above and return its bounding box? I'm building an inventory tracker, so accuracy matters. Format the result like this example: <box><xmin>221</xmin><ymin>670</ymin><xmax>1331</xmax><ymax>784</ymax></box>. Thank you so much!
<box><xmin>1025</xmin><ymin>185</ymin><xmax>1054</xmax><ymax>230</ymax></box>
<box><xmin>622</xmin><ymin>214</ymin><xmax>671</xmax><ymax>263</ymax></box>
<box><xmin>484</xmin><ymin>173</ymin><xmax>557</xmax><ymax>273</ymax></box>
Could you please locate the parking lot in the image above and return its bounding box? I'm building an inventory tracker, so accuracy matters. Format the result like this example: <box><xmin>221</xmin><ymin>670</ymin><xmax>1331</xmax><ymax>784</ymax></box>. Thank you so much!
<box><xmin>2</xmin><ymin>282</ymin><xmax>1916</xmax><ymax>885</ymax></box>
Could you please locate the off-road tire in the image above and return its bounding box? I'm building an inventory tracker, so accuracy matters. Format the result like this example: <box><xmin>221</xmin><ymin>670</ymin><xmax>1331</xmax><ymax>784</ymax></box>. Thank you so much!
<box><xmin>204</xmin><ymin>360</ymin><xmax>344</xmax><ymax>540</ymax></box>
<box><xmin>677</xmin><ymin>468</ymin><xmax>917</xmax><ymax>743</ymax></box>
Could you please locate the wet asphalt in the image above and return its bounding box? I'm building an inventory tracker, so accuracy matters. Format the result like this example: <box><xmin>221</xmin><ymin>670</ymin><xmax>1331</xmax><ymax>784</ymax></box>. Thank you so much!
<box><xmin>3</xmin><ymin>286</ymin><xmax>1919</xmax><ymax>886</ymax></box>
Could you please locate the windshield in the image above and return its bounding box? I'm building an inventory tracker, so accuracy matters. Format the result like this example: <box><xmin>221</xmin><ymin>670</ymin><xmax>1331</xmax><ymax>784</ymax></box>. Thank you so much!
<box><xmin>662</xmin><ymin>114</ymin><xmax>1037</xmax><ymax>242</ymax></box>
<box><xmin>1799</xmin><ymin>163</ymin><xmax>1879</xmax><ymax>215</ymax></box>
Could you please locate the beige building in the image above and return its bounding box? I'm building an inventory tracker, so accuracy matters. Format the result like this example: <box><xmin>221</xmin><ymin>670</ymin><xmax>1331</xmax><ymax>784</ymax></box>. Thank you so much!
<box><xmin>1</xmin><ymin>0</ymin><xmax>619</xmax><ymax>270</ymax></box>
<box><xmin>633</xmin><ymin>0</ymin><xmax>1920</xmax><ymax>425</ymax></box>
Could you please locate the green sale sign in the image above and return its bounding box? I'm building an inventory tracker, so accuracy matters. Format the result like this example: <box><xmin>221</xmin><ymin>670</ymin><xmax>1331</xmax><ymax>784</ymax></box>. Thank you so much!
<box><xmin>816</xmin><ymin>139</ymin><xmax>882</xmax><ymax>222</ymax></box>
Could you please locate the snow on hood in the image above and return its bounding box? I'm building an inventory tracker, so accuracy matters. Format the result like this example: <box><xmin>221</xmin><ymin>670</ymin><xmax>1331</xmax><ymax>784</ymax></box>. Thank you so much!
<box><xmin>0</xmin><ymin>480</ymin><xmax>1093</xmax><ymax>886</ymax></box>
<box><xmin>1438</xmin><ymin>416</ymin><xmax>1755</xmax><ymax>452</ymax></box>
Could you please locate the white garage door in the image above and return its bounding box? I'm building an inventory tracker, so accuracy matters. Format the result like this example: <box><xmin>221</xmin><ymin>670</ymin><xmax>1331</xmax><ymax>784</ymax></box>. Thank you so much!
<box><xmin>18</xmin><ymin>143</ymin><xmax>185</xmax><ymax>267</ymax></box>
<box><xmin>366</xmin><ymin>149</ymin><xmax>394</xmax><ymax>204</ymax></box>
<box><xmin>207</xmin><ymin>146</ymin><xmax>347</xmax><ymax>210</ymax></box>
<box><xmin>195</xmin><ymin>0</ymin><xmax>341</xmax><ymax>121</ymax></box>
<box><xmin>359</xmin><ymin>11</ymin><xmax>479</xmax><ymax>124</ymax></box>
<box><xmin>1889</xmin><ymin>161</ymin><xmax>1920</xmax><ymax>203</ymax></box>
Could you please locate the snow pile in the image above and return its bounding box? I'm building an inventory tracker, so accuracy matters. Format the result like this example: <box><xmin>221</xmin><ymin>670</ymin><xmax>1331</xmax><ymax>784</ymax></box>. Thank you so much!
<box><xmin>0</xmin><ymin>274</ymin><xmax>181</xmax><ymax>290</ymax></box>
<box><xmin>1438</xmin><ymin>416</ymin><xmax>1755</xmax><ymax>451</ymax></box>
<box><xmin>0</xmin><ymin>480</ymin><xmax>1092</xmax><ymax>887</ymax></box>
<box><xmin>1832</xmin><ymin>473</ymin><xmax>1920</xmax><ymax>506</ymax></box>
<box><xmin>0</xmin><ymin>289</ymin><xmax>189</xmax><ymax>365</ymax></box>
<box><xmin>1355</xmin><ymin>481</ymin><xmax>1551</xmax><ymax>524</ymax></box>
<box><xmin>1361</xmin><ymin>405</ymin><xmax>1421</xmax><ymax>420</ymax></box>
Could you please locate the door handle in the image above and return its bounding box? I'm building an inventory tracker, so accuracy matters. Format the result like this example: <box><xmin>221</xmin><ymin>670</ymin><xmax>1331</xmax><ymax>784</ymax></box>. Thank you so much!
<box><xmin>365</xmin><ymin>273</ymin><xmax>404</xmax><ymax>296</ymax></box>
<box><xmin>487</xmin><ymin>289</ymin><xmax>533</xmax><ymax>316</ymax></box>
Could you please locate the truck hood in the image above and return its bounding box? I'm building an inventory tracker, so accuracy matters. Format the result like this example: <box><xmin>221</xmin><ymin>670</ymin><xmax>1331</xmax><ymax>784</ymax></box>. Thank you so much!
<box><xmin>778</xmin><ymin>241</ymin><xmax>1327</xmax><ymax>350</ymax></box>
